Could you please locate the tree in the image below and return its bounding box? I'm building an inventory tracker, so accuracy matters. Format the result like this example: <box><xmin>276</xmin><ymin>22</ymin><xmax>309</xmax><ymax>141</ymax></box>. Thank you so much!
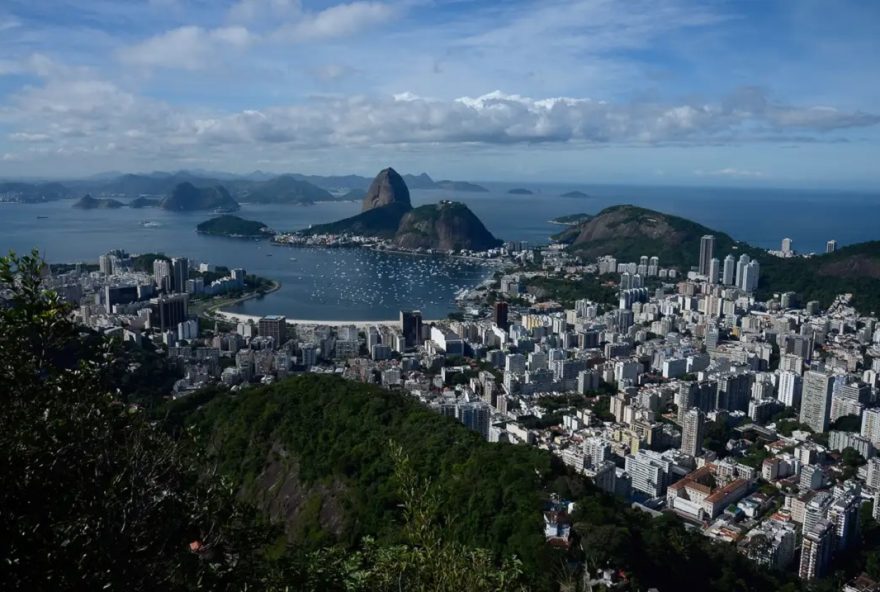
<box><xmin>0</xmin><ymin>251</ymin><xmax>273</xmax><ymax>591</ymax></box>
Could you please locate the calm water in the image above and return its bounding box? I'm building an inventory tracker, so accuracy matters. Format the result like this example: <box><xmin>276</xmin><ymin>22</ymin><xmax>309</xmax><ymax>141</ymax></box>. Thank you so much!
<box><xmin>1</xmin><ymin>183</ymin><xmax>877</xmax><ymax>320</ymax></box>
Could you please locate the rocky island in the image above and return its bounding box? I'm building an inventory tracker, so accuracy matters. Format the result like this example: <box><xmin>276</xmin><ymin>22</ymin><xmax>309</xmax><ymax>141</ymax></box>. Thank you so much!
<box><xmin>507</xmin><ymin>188</ymin><xmax>534</xmax><ymax>195</ymax></box>
<box><xmin>72</xmin><ymin>194</ymin><xmax>124</xmax><ymax>209</ymax></box>
<box><xmin>560</xmin><ymin>190</ymin><xmax>590</xmax><ymax>198</ymax></box>
<box><xmin>290</xmin><ymin>167</ymin><xmax>501</xmax><ymax>252</ymax></box>
<box><xmin>196</xmin><ymin>215</ymin><xmax>273</xmax><ymax>239</ymax></box>
<box><xmin>434</xmin><ymin>180</ymin><xmax>489</xmax><ymax>192</ymax></box>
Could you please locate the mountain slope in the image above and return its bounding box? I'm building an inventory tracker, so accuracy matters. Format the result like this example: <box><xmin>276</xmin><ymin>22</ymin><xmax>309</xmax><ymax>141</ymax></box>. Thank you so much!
<box><xmin>196</xmin><ymin>215</ymin><xmax>272</xmax><ymax>238</ymax></box>
<box><xmin>307</xmin><ymin>202</ymin><xmax>412</xmax><ymax>238</ymax></box>
<box><xmin>563</xmin><ymin>205</ymin><xmax>747</xmax><ymax>267</ymax></box>
<box><xmin>238</xmin><ymin>175</ymin><xmax>334</xmax><ymax>204</ymax></box>
<box><xmin>0</xmin><ymin>182</ymin><xmax>72</xmax><ymax>203</ymax></box>
<box><xmin>435</xmin><ymin>180</ymin><xmax>489</xmax><ymax>192</ymax></box>
<box><xmin>160</xmin><ymin>182</ymin><xmax>240</xmax><ymax>212</ymax></box>
<box><xmin>362</xmin><ymin>167</ymin><xmax>412</xmax><ymax>212</ymax></box>
<box><xmin>72</xmin><ymin>194</ymin><xmax>124</xmax><ymax>209</ymax></box>
<box><xmin>395</xmin><ymin>201</ymin><xmax>502</xmax><ymax>251</ymax></box>
<box><xmin>182</xmin><ymin>375</ymin><xmax>555</xmax><ymax>577</ymax></box>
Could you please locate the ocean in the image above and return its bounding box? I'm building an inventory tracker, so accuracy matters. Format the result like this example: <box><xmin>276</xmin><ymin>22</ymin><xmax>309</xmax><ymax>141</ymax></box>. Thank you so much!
<box><xmin>1</xmin><ymin>183</ymin><xmax>877</xmax><ymax>320</ymax></box>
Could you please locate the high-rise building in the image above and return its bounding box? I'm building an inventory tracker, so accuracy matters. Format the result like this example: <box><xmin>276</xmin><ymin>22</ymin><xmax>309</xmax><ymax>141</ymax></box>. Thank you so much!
<box><xmin>258</xmin><ymin>315</ymin><xmax>287</xmax><ymax>348</ymax></box>
<box><xmin>149</xmin><ymin>294</ymin><xmax>188</xmax><ymax>331</ymax></box>
<box><xmin>782</xmin><ymin>238</ymin><xmax>793</xmax><ymax>255</ymax></box>
<box><xmin>98</xmin><ymin>254</ymin><xmax>114</xmax><ymax>275</ymax></box>
<box><xmin>699</xmin><ymin>235</ymin><xmax>715</xmax><ymax>276</ymax></box>
<box><xmin>741</xmin><ymin>260</ymin><xmax>760</xmax><ymax>292</ymax></box>
<box><xmin>826</xmin><ymin>240</ymin><xmax>838</xmax><ymax>254</ymax></box>
<box><xmin>153</xmin><ymin>259</ymin><xmax>172</xmax><ymax>293</ymax></box>
<box><xmin>494</xmin><ymin>301</ymin><xmax>509</xmax><ymax>330</ymax></box>
<box><xmin>800</xmin><ymin>371</ymin><xmax>835</xmax><ymax>433</ymax></box>
<box><xmin>778</xmin><ymin>371</ymin><xmax>803</xmax><ymax>409</ymax></box>
<box><xmin>171</xmin><ymin>257</ymin><xmax>188</xmax><ymax>294</ymax></box>
<box><xmin>400</xmin><ymin>310</ymin><xmax>423</xmax><ymax>349</ymax></box>
<box><xmin>828</xmin><ymin>493</ymin><xmax>860</xmax><ymax>551</ymax></box>
<box><xmin>680</xmin><ymin>408</ymin><xmax>705</xmax><ymax>457</ymax></box>
<box><xmin>736</xmin><ymin>254</ymin><xmax>751</xmax><ymax>289</ymax></box>
<box><xmin>708</xmin><ymin>257</ymin><xmax>720</xmax><ymax>284</ymax></box>
<box><xmin>799</xmin><ymin>520</ymin><xmax>834</xmax><ymax>580</ymax></box>
<box><xmin>722</xmin><ymin>254</ymin><xmax>736</xmax><ymax>286</ymax></box>
<box><xmin>861</xmin><ymin>408</ymin><xmax>880</xmax><ymax>447</ymax></box>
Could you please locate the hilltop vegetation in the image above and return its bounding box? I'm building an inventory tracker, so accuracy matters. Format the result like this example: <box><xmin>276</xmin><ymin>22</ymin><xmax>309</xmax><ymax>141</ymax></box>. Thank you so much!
<box><xmin>196</xmin><ymin>215</ymin><xmax>273</xmax><ymax>238</ymax></box>
<box><xmin>554</xmin><ymin>204</ymin><xmax>880</xmax><ymax>313</ymax></box>
<box><xmin>560</xmin><ymin>204</ymin><xmax>748</xmax><ymax>267</ymax></box>
<box><xmin>71</xmin><ymin>194</ymin><xmax>125</xmax><ymax>209</ymax></box>
<box><xmin>179</xmin><ymin>375</ymin><xmax>558</xmax><ymax>581</ymax></box>
<box><xmin>396</xmin><ymin>201</ymin><xmax>502</xmax><ymax>251</ymax></box>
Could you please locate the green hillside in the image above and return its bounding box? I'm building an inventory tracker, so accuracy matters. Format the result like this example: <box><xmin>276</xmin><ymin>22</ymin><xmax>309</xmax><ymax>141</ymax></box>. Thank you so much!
<box><xmin>196</xmin><ymin>215</ymin><xmax>272</xmax><ymax>238</ymax></box>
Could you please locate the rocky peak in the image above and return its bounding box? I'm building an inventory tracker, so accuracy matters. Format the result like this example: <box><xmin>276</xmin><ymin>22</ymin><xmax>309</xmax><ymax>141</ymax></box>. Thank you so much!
<box><xmin>362</xmin><ymin>167</ymin><xmax>411</xmax><ymax>212</ymax></box>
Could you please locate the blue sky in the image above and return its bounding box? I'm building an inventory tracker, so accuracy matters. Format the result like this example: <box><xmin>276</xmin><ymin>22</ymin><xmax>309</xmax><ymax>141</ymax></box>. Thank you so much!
<box><xmin>0</xmin><ymin>0</ymin><xmax>878</xmax><ymax>187</ymax></box>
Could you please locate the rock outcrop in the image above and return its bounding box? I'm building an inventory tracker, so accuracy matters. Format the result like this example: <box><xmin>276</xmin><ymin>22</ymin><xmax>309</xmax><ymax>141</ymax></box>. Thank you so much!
<box><xmin>362</xmin><ymin>167</ymin><xmax>411</xmax><ymax>212</ymax></box>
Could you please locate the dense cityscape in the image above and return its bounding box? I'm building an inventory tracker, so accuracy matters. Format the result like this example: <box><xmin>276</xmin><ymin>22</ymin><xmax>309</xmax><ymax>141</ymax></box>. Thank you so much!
<box><xmin>38</xmin><ymin>216</ymin><xmax>880</xmax><ymax>589</ymax></box>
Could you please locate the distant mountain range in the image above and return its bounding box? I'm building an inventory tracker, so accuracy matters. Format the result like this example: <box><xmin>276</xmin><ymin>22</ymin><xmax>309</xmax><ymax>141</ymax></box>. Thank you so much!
<box><xmin>0</xmin><ymin>169</ymin><xmax>491</xmax><ymax>204</ymax></box>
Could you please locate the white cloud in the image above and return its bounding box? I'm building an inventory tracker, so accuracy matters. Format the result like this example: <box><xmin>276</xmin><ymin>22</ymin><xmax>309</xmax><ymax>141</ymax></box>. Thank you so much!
<box><xmin>695</xmin><ymin>167</ymin><xmax>766</xmax><ymax>178</ymax></box>
<box><xmin>1</xmin><ymin>72</ymin><xmax>877</xmax><ymax>173</ymax></box>
<box><xmin>276</xmin><ymin>1</ymin><xmax>396</xmax><ymax>42</ymax></box>
<box><xmin>117</xmin><ymin>25</ymin><xmax>253</xmax><ymax>70</ymax></box>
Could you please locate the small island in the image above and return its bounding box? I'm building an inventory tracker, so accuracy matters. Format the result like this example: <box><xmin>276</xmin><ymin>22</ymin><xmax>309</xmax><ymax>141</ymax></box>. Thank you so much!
<box><xmin>72</xmin><ymin>194</ymin><xmax>124</xmax><ymax>209</ymax></box>
<box><xmin>196</xmin><ymin>215</ymin><xmax>273</xmax><ymax>239</ymax></box>
<box><xmin>507</xmin><ymin>188</ymin><xmax>534</xmax><ymax>195</ymax></box>
<box><xmin>434</xmin><ymin>180</ymin><xmax>489</xmax><ymax>192</ymax></box>
<box><xmin>560</xmin><ymin>190</ymin><xmax>590</xmax><ymax>198</ymax></box>
<box><xmin>550</xmin><ymin>213</ymin><xmax>594</xmax><ymax>225</ymax></box>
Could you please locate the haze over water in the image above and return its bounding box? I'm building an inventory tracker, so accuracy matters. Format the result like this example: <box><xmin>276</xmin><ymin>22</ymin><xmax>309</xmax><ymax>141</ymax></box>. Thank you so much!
<box><xmin>2</xmin><ymin>183</ymin><xmax>877</xmax><ymax>321</ymax></box>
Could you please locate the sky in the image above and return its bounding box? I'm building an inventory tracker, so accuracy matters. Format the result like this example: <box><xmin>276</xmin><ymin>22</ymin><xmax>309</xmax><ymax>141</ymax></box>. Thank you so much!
<box><xmin>0</xmin><ymin>0</ymin><xmax>878</xmax><ymax>188</ymax></box>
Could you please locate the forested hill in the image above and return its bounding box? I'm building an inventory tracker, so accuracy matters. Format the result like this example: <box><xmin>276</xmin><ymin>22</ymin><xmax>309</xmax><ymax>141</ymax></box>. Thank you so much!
<box><xmin>174</xmin><ymin>374</ymin><xmax>557</xmax><ymax>580</ymax></box>
<box><xmin>557</xmin><ymin>204</ymin><xmax>880</xmax><ymax>313</ymax></box>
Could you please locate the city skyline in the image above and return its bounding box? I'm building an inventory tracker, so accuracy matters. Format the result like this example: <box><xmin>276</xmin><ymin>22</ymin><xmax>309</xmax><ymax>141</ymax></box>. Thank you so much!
<box><xmin>0</xmin><ymin>1</ymin><xmax>878</xmax><ymax>188</ymax></box>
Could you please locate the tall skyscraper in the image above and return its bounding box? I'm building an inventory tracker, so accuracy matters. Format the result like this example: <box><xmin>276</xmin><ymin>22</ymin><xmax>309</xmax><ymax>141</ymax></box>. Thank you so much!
<box><xmin>258</xmin><ymin>315</ymin><xmax>287</xmax><ymax>348</ymax></box>
<box><xmin>698</xmin><ymin>235</ymin><xmax>715</xmax><ymax>276</ymax></box>
<box><xmin>781</xmin><ymin>238</ymin><xmax>793</xmax><ymax>255</ymax></box>
<box><xmin>153</xmin><ymin>259</ymin><xmax>172</xmax><ymax>293</ymax></box>
<box><xmin>800</xmin><ymin>370</ymin><xmax>835</xmax><ymax>433</ymax></box>
<box><xmin>722</xmin><ymin>254</ymin><xmax>735</xmax><ymax>285</ymax></box>
<box><xmin>826</xmin><ymin>240</ymin><xmax>837</xmax><ymax>253</ymax></box>
<box><xmin>707</xmin><ymin>257</ymin><xmax>720</xmax><ymax>284</ymax></box>
<box><xmin>680</xmin><ymin>408</ymin><xmax>705</xmax><ymax>457</ymax></box>
<box><xmin>735</xmin><ymin>254</ymin><xmax>751</xmax><ymax>289</ymax></box>
<box><xmin>171</xmin><ymin>257</ymin><xmax>188</xmax><ymax>294</ymax></box>
<box><xmin>400</xmin><ymin>310</ymin><xmax>423</xmax><ymax>349</ymax></box>
<box><xmin>149</xmin><ymin>293</ymin><xmax>188</xmax><ymax>331</ymax></box>
<box><xmin>799</xmin><ymin>520</ymin><xmax>834</xmax><ymax>580</ymax></box>
<box><xmin>741</xmin><ymin>260</ymin><xmax>760</xmax><ymax>292</ymax></box>
<box><xmin>494</xmin><ymin>301</ymin><xmax>509</xmax><ymax>330</ymax></box>
<box><xmin>98</xmin><ymin>254</ymin><xmax>114</xmax><ymax>275</ymax></box>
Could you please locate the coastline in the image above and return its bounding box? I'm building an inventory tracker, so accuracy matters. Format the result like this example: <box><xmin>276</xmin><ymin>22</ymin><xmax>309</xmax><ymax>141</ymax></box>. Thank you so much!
<box><xmin>197</xmin><ymin>279</ymin><xmax>282</xmax><ymax>320</ymax></box>
<box><xmin>211</xmin><ymin>310</ymin><xmax>438</xmax><ymax>328</ymax></box>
